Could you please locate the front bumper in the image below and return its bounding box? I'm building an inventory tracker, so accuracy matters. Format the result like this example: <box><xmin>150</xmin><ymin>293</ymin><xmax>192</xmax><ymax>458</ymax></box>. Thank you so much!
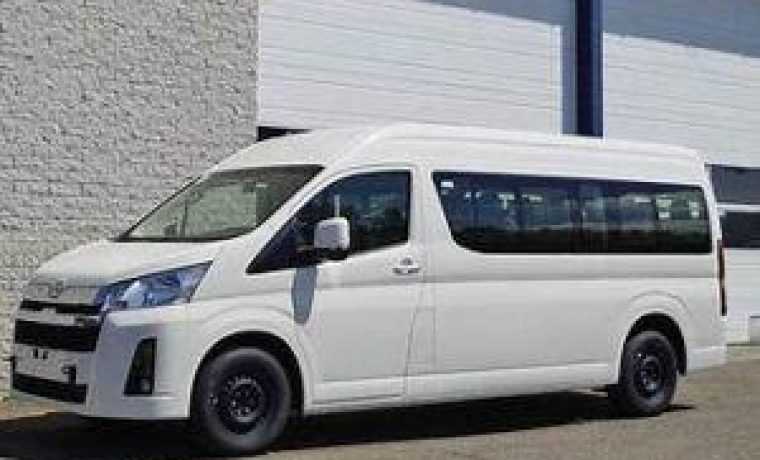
<box><xmin>12</xmin><ymin>305</ymin><xmax>192</xmax><ymax>420</ymax></box>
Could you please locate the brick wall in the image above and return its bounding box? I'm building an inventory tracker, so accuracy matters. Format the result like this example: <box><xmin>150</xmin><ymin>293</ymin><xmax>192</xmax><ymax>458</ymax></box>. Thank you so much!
<box><xmin>0</xmin><ymin>0</ymin><xmax>258</xmax><ymax>395</ymax></box>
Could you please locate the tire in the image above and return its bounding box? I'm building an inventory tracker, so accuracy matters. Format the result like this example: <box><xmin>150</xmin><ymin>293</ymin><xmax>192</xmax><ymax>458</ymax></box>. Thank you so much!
<box><xmin>190</xmin><ymin>347</ymin><xmax>292</xmax><ymax>455</ymax></box>
<box><xmin>77</xmin><ymin>416</ymin><xmax>133</xmax><ymax>431</ymax></box>
<box><xmin>609</xmin><ymin>330</ymin><xmax>678</xmax><ymax>417</ymax></box>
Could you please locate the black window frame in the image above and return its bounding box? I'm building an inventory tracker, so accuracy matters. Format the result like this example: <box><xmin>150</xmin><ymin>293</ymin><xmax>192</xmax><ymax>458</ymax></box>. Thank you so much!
<box><xmin>432</xmin><ymin>171</ymin><xmax>712</xmax><ymax>255</ymax></box>
<box><xmin>247</xmin><ymin>169</ymin><xmax>413</xmax><ymax>274</ymax></box>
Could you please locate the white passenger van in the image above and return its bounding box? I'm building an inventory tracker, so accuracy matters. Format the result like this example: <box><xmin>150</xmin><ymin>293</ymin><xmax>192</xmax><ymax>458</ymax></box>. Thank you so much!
<box><xmin>12</xmin><ymin>124</ymin><xmax>726</xmax><ymax>454</ymax></box>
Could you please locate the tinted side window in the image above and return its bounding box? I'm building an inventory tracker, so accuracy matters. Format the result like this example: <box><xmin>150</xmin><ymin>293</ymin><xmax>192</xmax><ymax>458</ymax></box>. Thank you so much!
<box><xmin>654</xmin><ymin>187</ymin><xmax>711</xmax><ymax>253</ymax></box>
<box><xmin>433</xmin><ymin>173</ymin><xmax>576</xmax><ymax>253</ymax></box>
<box><xmin>519</xmin><ymin>181</ymin><xmax>574</xmax><ymax>252</ymax></box>
<box><xmin>437</xmin><ymin>174</ymin><xmax>522</xmax><ymax>252</ymax></box>
<box><xmin>433</xmin><ymin>172</ymin><xmax>711</xmax><ymax>255</ymax></box>
<box><xmin>607</xmin><ymin>185</ymin><xmax>658</xmax><ymax>253</ymax></box>
<box><xmin>579</xmin><ymin>183</ymin><xmax>609</xmax><ymax>252</ymax></box>
<box><xmin>605</xmin><ymin>184</ymin><xmax>711</xmax><ymax>254</ymax></box>
<box><xmin>250</xmin><ymin>171</ymin><xmax>410</xmax><ymax>273</ymax></box>
<box><xmin>435</xmin><ymin>174</ymin><xmax>480</xmax><ymax>249</ymax></box>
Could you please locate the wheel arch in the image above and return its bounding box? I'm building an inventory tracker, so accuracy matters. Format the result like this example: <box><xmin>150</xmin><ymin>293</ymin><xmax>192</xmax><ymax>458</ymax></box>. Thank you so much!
<box><xmin>625</xmin><ymin>313</ymin><xmax>687</xmax><ymax>375</ymax></box>
<box><xmin>613</xmin><ymin>290</ymin><xmax>693</xmax><ymax>380</ymax></box>
<box><xmin>191</xmin><ymin>330</ymin><xmax>307</xmax><ymax>415</ymax></box>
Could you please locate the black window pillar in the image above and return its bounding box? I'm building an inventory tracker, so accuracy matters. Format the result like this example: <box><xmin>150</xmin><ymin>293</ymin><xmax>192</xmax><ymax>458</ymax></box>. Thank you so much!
<box><xmin>576</xmin><ymin>0</ymin><xmax>603</xmax><ymax>137</ymax></box>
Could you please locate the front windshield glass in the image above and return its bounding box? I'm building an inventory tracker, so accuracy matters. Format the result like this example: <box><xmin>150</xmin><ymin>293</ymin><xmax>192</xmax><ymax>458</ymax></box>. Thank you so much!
<box><xmin>121</xmin><ymin>166</ymin><xmax>322</xmax><ymax>242</ymax></box>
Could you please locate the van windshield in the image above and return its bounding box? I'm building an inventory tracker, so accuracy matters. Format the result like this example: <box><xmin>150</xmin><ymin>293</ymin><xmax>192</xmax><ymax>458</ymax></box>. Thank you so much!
<box><xmin>120</xmin><ymin>166</ymin><xmax>322</xmax><ymax>242</ymax></box>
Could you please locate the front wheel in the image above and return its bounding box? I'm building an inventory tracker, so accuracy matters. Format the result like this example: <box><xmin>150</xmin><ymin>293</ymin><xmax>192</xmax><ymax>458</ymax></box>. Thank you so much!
<box><xmin>608</xmin><ymin>330</ymin><xmax>678</xmax><ymax>417</ymax></box>
<box><xmin>190</xmin><ymin>348</ymin><xmax>292</xmax><ymax>455</ymax></box>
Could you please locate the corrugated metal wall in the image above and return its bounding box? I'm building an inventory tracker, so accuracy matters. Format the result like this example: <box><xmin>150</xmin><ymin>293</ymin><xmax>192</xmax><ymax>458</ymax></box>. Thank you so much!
<box><xmin>259</xmin><ymin>0</ymin><xmax>575</xmax><ymax>133</ymax></box>
<box><xmin>603</xmin><ymin>0</ymin><xmax>760</xmax><ymax>168</ymax></box>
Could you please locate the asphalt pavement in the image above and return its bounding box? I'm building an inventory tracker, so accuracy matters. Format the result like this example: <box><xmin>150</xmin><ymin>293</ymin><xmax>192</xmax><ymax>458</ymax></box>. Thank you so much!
<box><xmin>1</xmin><ymin>346</ymin><xmax>759</xmax><ymax>460</ymax></box>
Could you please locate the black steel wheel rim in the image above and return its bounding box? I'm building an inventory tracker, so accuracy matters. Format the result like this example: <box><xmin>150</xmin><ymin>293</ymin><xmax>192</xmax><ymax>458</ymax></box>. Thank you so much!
<box><xmin>211</xmin><ymin>373</ymin><xmax>270</xmax><ymax>433</ymax></box>
<box><xmin>633</xmin><ymin>348</ymin><xmax>666</xmax><ymax>397</ymax></box>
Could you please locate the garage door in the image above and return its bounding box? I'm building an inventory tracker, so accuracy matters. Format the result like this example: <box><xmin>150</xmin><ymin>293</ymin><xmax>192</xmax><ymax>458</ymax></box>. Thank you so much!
<box><xmin>259</xmin><ymin>0</ymin><xmax>575</xmax><ymax>133</ymax></box>
<box><xmin>603</xmin><ymin>0</ymin><xmax>760</xmax><ymax>342</ymax></box>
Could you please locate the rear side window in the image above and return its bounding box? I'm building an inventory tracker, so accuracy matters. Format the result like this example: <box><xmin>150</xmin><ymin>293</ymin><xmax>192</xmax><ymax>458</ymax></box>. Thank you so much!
<box><xmin>433</xmin><ymin>172</ymin><xmax>711</xmax><ymax>254</ymax></box>
<box><xmin>433</xmin><ymin>173</ymin><xmax>576</xmax><ymax>253</ymax></box>
<box><xmin>579</xmin><ymin>183</ymin><xmax>609</xmax><ymax>252</ymax></box>
<box><xmin>520</xmin><ymin>183</ymin><xmax>574</xmax><ymax>252</ymax></box>
<box><xmin>607</xmin><ymin>185</ymin><xmax>658</xmax><ymax>253</ymax></box>
<box><xmin>653</xmin><ymin>187</ymin><xmax>711</xmax><ymax>252</ymax></box>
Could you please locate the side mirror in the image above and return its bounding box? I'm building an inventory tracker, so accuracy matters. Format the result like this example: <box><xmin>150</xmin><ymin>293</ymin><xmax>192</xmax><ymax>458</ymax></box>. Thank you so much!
<box><xmin>313</xmin><ymin>217</ymin><xmax>350</xmax><ymax>260</ymax></box>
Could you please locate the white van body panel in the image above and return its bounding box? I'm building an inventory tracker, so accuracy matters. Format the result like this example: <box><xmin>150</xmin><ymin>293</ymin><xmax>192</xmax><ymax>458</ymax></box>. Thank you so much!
<box><xmin>24</xmin><ymin>240</ymin><xmax>224</xmax><ymax>290</ymax></box>
<box><xmin>12</xmin><ymin>124</ymin><xmax>726</xmax><ymax>419</ymax></box>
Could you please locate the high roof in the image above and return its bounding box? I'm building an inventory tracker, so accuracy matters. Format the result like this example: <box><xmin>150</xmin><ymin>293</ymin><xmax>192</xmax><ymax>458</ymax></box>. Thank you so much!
<box><xmin>213</xmin><ymin>126</ymin><xmax>377</xmax><ymax>171</ymax></box>
<box><xmin>213</xmin><ymin>123</ymin><xmax>704</xmax><ymax>172</ymax></box>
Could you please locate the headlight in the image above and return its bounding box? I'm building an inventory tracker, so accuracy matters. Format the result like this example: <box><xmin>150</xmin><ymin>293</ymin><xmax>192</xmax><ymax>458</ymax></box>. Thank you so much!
<box><xmin>96</xmin><ymin>262</ymin><xmax>211</xmax><ymax>312</ymax></box>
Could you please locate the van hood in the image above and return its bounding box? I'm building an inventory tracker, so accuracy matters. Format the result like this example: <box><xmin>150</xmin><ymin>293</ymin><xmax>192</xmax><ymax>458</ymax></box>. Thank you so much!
<box><xmin>30</xmin><ymin>239</ymin><xmax>225</xmax><ymax>289</ymax></box>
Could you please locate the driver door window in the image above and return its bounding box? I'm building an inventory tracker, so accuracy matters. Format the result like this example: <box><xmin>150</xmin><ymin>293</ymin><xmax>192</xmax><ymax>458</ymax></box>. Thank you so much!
<box><xmin>250</xmin><ymin>171</ymin><xmax>411</xmax><ymax>274</ymax></box>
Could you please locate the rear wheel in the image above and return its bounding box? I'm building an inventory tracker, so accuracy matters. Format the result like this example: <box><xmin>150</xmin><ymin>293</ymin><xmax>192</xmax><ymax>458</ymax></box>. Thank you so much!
<box><xmin>190</xmin><ymin>348</ymin><xmax>291</xmax><ymax>455</ymax></box>
<box><xmin>609</xmin><ymin>330</ymin><xmax>678</xmax><ymax>417</ymax></box>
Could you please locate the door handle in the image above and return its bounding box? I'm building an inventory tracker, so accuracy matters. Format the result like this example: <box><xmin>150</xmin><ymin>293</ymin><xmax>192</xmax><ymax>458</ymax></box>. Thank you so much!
<box><xmin>393</xmin><ymin>257</ymin><xmax>421</xmax><ymax>275</ymax></box>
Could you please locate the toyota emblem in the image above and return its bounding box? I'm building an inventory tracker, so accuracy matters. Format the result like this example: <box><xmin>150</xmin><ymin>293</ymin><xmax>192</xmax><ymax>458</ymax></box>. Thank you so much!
<box><xmin>48</xmin><ymin>280</ymin><xmax>65</xmax><ymax>299</ymax></box>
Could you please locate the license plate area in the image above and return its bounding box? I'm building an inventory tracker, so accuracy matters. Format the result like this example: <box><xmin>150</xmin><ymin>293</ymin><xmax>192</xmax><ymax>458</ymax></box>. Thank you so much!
<box><xmin>13</xmin><ymin>343</ymin><xmax>91</xmax><ymax>385</ymax></box>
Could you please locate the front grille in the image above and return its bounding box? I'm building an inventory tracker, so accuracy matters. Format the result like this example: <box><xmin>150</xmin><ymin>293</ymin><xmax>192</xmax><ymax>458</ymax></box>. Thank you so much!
<box><xmin>12</xmin><ymin>372</ymin><xmax>87</xmax><ymax>404</ymax></box>
<box><xmin>19</xmin><ymin>299</ymin><xmax>101</xmax><ymax>316</ymax></box>
<box><xmin>14</xmin><ymin>320</ymin><xmax>100</xmax><ymax>352</ymax></box>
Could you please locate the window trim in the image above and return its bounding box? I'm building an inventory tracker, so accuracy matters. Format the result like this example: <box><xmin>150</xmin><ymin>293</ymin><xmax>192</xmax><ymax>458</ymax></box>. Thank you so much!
<box><xmin>247</xmin><ymin>167</ymin><xmax>415</xmax><ymax>275</ymax></box>
<box><xmin>431</xmin><ymin>170</ymin><xmax>713</xmax><ymax>256</ymax></box>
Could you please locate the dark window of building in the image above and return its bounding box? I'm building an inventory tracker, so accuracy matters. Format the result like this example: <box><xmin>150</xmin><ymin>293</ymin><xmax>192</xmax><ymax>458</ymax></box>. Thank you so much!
<box><xmin>433</xmin><ymin>172</ymin><xmax>711</xmax><ymax>255</ymax></box>
<box><xmin>721</xmin><ymin>212</ymin><xmax>760</xmax><ymax>249</ymax></box>
<box><xmin>710</xmin><ymin>165</ymin><xmax>760</xmax><ymax>205</ymax></box>
<box><xmin>250</xmin><ymin>171</ymin><xmax>410</xmax><ymax>273</ymax></box>
<box><xmin>257</xmin><ymin>126</ymin><xmax>308</xmax><ymax>142</ymax></box>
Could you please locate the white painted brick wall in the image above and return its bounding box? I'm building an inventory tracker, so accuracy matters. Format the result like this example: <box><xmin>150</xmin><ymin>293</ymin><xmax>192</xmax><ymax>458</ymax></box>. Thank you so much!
<box><xmin>0</xmin><ymin>0</ymin><xmax>258</xmax><ymax>395</ymax></box>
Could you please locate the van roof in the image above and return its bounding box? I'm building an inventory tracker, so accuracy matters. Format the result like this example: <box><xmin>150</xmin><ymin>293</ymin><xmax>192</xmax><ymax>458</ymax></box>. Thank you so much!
<box><xmin>213</xmin><ymin>123</ymin><xmax>704</xmax><ymax>171</ymax></box>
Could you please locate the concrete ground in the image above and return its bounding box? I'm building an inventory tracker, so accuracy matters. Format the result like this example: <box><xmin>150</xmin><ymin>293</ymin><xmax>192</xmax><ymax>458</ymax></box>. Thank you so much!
<box><xmin>1</xmin><ymin>347</ymin><xmax>759</xmax><ymax>460</ymax></box>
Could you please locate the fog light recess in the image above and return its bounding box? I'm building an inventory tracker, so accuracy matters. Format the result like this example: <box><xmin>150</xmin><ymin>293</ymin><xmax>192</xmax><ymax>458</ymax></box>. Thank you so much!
<box><xmin>124</xmin><ymin>338</ymin><xmax>156</xmax><ymax>396</ymax></box>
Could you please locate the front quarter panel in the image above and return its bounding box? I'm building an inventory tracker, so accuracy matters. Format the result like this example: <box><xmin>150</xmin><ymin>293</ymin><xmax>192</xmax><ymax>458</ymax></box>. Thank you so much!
<box><xmin>184</xmin><ymin>296</ymin><xmax>316</xmax><ymax>414</ymax></box>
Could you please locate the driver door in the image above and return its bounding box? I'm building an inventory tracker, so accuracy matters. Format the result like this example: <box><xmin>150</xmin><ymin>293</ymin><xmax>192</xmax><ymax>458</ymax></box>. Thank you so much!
<box><xmin>249</xmin><ymin>168</ymin><xmax>423</xmax><ymax>403</ymax></box>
